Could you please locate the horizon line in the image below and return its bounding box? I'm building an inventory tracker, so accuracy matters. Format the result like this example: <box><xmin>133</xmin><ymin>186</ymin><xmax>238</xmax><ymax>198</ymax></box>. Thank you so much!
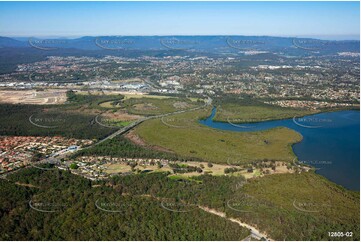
<box><xmin>2</xmin><ymin>34</ymin><xmax>360</xmax><ymax>41</ymax></box>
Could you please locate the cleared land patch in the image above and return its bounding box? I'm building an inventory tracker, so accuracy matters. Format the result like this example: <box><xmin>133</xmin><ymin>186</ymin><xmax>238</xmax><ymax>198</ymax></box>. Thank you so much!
<box><xmin>0</xmin><ymin>89</ymin><xmax>67</xmax><ymax>105</ymax></box>
<box><xmin>99</xmin><ymin>159</ymin><xmax>296</xmax><ymax>179</ymax></box>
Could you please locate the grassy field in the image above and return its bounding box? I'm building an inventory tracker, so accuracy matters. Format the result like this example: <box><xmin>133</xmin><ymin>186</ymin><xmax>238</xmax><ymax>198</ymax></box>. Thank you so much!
<box><xmin>99</xmin><ymin>101</ymin><xmax>122</xmax><ymax>108</ymax></box>
<box><xmin>98</xmin><ymin>118</ymin><xmax>133</xmax><ymax>127</ymax></box>
<box><xmin>214</xmin><ymin>103</ymin><xmax>317</xmax><ymax>123</ymax></box>
<box><xmin>135</xmin><ymin>108</ymin><xmax>302</xmax><ymax>164</ymax></box>
<box><xmin>103</xmin><ymin>160</ymin><xmax>292</xmax><ymax>178</ymax></box>
<box><xmin>104</xmin><ymin>163</ymin><xmax>173</xmax><ymax>174</ymax></box>
<box><xmin>123</xmin><ymin>97</ymin><xmax>201</xmax><ymax>116</ymax></box>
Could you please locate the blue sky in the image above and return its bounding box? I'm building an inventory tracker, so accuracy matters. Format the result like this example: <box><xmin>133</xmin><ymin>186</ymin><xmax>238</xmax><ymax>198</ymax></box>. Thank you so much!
<box><xmin>0</xmin><ymin>1</ymin><xmax>359</xmax><ymax>40</ymax></box>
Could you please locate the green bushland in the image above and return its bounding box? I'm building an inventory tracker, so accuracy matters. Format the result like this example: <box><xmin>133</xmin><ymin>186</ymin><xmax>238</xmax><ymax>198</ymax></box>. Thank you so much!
<box><xmin>135</xmin><ymin>109</ymin><xmax>302</xmax><ymax>164</ymax></box>
<box><xmin>107</xmin><ymin>172</ymin><xmax>359</xmax><ymax>241</ymax></box>
<box><xmin>0</xmin><ymin>104</ymin><xmax>115</xmax><ymax>140</ymax></box>
<box><xmin>235</xmin><ymin>172</ymin><xmax>360</xmax><ymax>240</ymax></box>
<box><xmin>69</xmin><ymin>163</ymin><xmax>79</xmax><ymax>169</ymax></box>
<box><xmin>214</xmin><ymin>102</ymin><xmax>316</xmax><ymax>123</ymax></box>
<box><xmin>2</xmin><ymin>162</ymin><xmax>358</xmax><ymax>241</ymax></box>
<box><xmin>66</xmin><ymin>90</ymin><xmax>124</xmax><ymax>111</ymax></box>
<box><xmin>0</xmin><ymin>91</ymin><xmax>134</xmax><ymax>140</ymax></box>
<box><xmin>73</xmin><ymin>136</ymin><xmax>194</xmax><ymax>161</ymax></box>
<box><xmin>0</xmin><ymin>91</ymin><xmax>136</xmax><ymax>140</ymax></box>
<box><xmin>0</xmin><ymin>168</ymin><xmax>250</xmax><ymax>240</ymax></box>
<box><xmin>0</xmin><ymin>91</ymin><xmax>203</xmax><ymax>141</ymax></box>
<box><xmin>99</xmin><ymin>118</ymin><xmax>133</xmax><ymax>128</ymax></box>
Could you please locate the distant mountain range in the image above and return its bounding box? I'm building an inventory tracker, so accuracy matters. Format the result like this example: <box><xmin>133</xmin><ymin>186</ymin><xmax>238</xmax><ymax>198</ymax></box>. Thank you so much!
<box><xmin>0</xmin><ymin>35</ymin><xmax>359</xmax><ymax>54</ymax></box>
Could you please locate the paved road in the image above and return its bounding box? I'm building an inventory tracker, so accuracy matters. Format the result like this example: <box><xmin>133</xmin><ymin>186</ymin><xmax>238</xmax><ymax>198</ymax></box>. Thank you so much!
<box><xmin>0</xmin><ymin>95</ymin><xmax>270</xmax><ymax>240</ymax></box>
<box><xmin>1</xmin><ymin>95</ymin><xmax>212</xmax><ymax>177</ymax></box>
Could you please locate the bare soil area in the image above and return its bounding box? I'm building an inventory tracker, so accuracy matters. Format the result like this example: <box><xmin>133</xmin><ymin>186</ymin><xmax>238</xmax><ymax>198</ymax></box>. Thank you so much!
<box><xmin>0</xmin><ymin>89</ymin><xmax>67</xmax><ymax>105</ymax></box>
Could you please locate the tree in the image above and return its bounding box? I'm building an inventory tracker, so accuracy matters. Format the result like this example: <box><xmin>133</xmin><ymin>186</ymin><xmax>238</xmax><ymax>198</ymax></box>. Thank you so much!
<box><xmin>69</xmin><ymin>163</ymin><xmax>79</xmax><ymax>169</ymax></box>
<box><xmin>129</xmin><ymin>162</ymin><xmax>137</xmax><ymax>169</ymax></box>
<box><xmin>207</xmin><ymin>162</ymin><xmax>213</xmax><ymax>168</ymax></box>
<box><xmin>31</xmin><ymin>152</ymin><xmax>44</xmax><ymax>162</ymax></box>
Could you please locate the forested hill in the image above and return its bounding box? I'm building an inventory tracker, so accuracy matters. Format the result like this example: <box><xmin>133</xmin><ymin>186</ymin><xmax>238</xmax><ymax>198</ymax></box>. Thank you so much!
<box><xmin>0</xmin><ymin>168</ymin><xmax>249</xmax><ymax>241</ymax></box>
<box><xmin>1</xmin><ymin>166</ymin><xmax>359</xmax><ymax>241</ymax></box>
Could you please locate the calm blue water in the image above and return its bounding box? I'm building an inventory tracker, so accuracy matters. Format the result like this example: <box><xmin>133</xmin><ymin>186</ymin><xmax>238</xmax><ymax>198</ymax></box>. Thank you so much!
<box><xmin>200</xmin><ymin>108</ymin><xmax>360</xmax><ymax>191</ymax></box>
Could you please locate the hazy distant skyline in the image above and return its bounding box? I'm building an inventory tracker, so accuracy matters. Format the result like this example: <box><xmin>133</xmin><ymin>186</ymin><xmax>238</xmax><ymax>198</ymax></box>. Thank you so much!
<box><xmin>0</xmin><ymin>1</ymin><xmax>359</xmax><ymax>40</ymax></box>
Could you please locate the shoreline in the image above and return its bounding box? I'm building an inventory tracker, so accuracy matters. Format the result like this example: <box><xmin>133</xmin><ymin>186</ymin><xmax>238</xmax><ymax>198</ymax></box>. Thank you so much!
<box><xmin>209</xmin><ymin>106</ymin><xmax>359</xmax><ymax>124</ymax></box>
<box><xmin>200</xmin><ymin>107</ymin><xmax>360</xmax><ymax>191</ymax></box>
